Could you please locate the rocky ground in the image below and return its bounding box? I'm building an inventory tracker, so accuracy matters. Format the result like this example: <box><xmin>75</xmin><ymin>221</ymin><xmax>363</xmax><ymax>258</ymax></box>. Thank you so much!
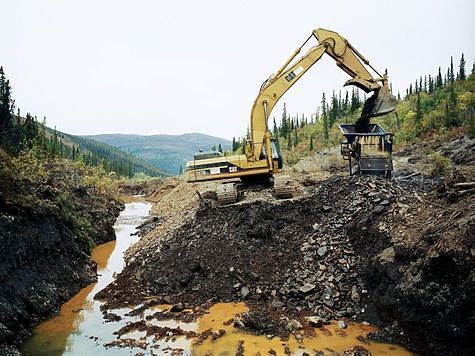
<box><xmin>97</xmin><ymin>137</ymin><xmax>475</xmax><ymax>355</ymax></box>
<box><xmin>0</xmin><ymin>152</ymin><xmax>123</xmax><ymax>355</ymax></box>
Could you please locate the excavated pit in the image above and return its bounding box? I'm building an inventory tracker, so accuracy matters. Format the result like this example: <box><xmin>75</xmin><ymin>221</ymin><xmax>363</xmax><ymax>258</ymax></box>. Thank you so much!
<box><xmin>97</xmin><ymin>173</ymin><xmax>474</xmax><ymax>355</ymax></box>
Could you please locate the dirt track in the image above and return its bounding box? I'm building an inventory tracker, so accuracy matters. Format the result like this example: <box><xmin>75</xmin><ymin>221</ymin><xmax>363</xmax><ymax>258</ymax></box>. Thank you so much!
<box><xmin>98</xmin><ymin>135</ymin><xmax>474</xmax><ymax>355</ymax></box>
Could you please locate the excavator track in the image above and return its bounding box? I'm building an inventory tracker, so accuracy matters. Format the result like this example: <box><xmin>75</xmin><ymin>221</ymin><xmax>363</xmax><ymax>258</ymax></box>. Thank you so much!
<box><xmin>273</xmin><ymin>176</ymin><xmax>293</xmax><ymax>199</ymax></box>
<box><xmin>217</xmin><ymin>183</ymin><xmax>239</xmax><ymax>205</ymax></box>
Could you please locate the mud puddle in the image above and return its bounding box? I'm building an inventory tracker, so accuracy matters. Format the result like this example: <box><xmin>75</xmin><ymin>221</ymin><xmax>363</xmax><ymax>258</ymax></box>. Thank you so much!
<box><xmin>194</xmin><ymin>303</ymin><xmax>412</xmax><ymax>355</ymax></box>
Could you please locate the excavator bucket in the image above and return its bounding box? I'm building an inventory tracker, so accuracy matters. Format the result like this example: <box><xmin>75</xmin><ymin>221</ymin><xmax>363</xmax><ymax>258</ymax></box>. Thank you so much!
<box><xmin>364</xmin><ymin>82</ymin><xmax>398</xmax><ymax>118</ymax></box>
<box><xmin>355</xmin><ymin>82</ymin><xmax>398</xmax><ymax>132</ymax></box>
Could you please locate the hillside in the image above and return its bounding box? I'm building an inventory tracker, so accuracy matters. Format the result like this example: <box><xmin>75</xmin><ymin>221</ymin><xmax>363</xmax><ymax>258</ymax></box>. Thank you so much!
<box><xmin>58</xmin><ymin>132</ymin><xmax>165</xmax><ymax>177</ymax></box>
<box><xmin>85</xmin><ymin>133</ymin><xmax>232</xmax><ymax>175</ymax></box>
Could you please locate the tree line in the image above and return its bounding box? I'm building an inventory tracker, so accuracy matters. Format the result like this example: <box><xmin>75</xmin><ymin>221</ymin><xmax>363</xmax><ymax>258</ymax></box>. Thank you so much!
<box><xmin>0</xmin><ymin>66</ymin><xmax>162</xmax><ymax>178</ymax></box>
<box><xmin>406</xmin><ymin>53</ymin><xmax>472</xmax><ymax>136</ymax></box>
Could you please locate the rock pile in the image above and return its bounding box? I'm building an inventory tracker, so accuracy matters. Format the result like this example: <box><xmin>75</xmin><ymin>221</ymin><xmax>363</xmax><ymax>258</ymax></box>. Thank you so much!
<box><xmin>98</xmin><ymin>176</ymin><xmax>404</xmax><ymax>325</ymax></box>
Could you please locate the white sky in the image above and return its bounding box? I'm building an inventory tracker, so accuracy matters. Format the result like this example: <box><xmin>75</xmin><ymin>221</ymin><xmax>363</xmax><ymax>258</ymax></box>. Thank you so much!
<box><xmin>1</xmin><ymin>0</ymin><xmax>474</xmax><ymax>139</ymax></box>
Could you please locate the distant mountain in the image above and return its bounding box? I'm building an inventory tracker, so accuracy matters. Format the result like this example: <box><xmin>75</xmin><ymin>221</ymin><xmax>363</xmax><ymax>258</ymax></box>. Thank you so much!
<box><xmin>62</xmin><ymin>133</ymin><xmax>165</xmax><ymax>177</ymax></box>
<box><xmin>84</xmin><ymin>133</ymin><xmax>232</xmax><ymax>175</ymax></box>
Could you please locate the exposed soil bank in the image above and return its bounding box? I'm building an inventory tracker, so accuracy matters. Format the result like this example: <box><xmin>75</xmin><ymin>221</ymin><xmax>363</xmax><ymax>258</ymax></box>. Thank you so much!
<box><xmin>0</xmin><ymin>157</ymin><xmax>123</xmax><ymax>354</ymax></box>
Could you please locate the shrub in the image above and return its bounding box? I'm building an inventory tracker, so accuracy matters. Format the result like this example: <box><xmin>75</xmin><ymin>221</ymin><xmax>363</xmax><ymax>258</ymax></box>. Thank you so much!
<box><xmin>428</xmin><ymin>152</ymin><xmax>451</xmax><ymax>176</ymax></box>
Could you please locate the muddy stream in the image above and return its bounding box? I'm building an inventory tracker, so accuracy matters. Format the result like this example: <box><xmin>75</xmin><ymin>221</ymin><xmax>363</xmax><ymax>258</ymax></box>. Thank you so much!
<box><xmin>20</xmin><ymin>200</ymin><xmax>412</xmax><ymax>355</ymax></box>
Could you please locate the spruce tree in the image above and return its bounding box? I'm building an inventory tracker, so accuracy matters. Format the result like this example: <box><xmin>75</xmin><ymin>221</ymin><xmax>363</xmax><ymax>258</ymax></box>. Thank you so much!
<box><xmin>449</xmin><ymin>56</ymin><xmax>454</xmax><ymax>82</ymax></box>
<box><xmin>428</xmin><ymin>75</ymin><xmax>434</xmax><ymax>93</ymax></box>
<box><xmin>415</xmin><ymin>91</ymin><xmax>423</xmax><ymax>134</ymax></box>
<box><xmin>280</xmin><ymin>104</ymin><xmax>288</xmax><ymax>138</ymax></box>
<box><xmin>309</xmin><ymin>136</ymin><xmax>314</xmax><ymax>151</ymax></box>
<box><xmin>344</xmin><ymin>90</ymin><xmax>349</xmax><ymax>113</ymax></box>
<box><xmin>321</xmin><ymin>92</ymin><xmax>327</xmax><ymax>116</ymax></box>
<box><xmin>436</xmin><ymin>67</ymin><xmax>443</xmax><ymax>88</ymax></box>
<box><xmin>321</xmin><ymin>93</ymin><xmax>329</xmax><ymax>143</ymax></box>
<box><xmin>329</xmin><ymin>91</ymin><xmax>339</xmax><ymax>128</ymax></box>
<box><xmin>458</xmin><ymin>53</ymin><xmax>466</xmax><ymax>80</ymax></box>
<box><xmin>272</xmin><ymin>117</ymin><xmax>278</xmax><ymax>138</ymax></box>
<box><xmin>447</xmin><ymin>83</ymin><xmax>457</xmax><ymax>126</ymax></box>
<box><xmin>0</xmin><ymin>66</ymin><xmax>13</xmax><ymax>133</ymax></box>
<box><xmin>350</xmin><ymin>88</ymin><xmax>359</xmax><ymax>113</ymax></box>
<box><xmin>322</xmin><ymin>112</ymin><xmax>329</xmax><ymax>143</ymax></box>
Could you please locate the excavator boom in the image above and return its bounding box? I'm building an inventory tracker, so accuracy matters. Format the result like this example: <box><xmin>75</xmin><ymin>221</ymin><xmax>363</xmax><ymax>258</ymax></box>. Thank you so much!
<box><xmin>249</xmin><ymin>28</ymin><xmax>397</xmax><ymax>159</ymax></box>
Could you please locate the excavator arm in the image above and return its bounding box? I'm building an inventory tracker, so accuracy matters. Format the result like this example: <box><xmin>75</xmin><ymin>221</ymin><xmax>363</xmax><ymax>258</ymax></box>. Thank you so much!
<box><xmin>249</xmin><ymin>28</ymin><xmax>397</xmax><ymax>162</ymax></box>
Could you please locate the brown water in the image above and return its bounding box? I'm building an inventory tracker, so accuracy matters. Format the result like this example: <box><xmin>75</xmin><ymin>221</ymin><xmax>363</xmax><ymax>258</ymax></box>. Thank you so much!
<box><xmin>194</xmin><ymin>303</ymin><xmax>412</xmax><ymax>355</ymax></box>
<box><xmin>20</xmin><ymin>201</ymin><xmax>154</xmax><ymax>355</ymax></box>
<box><xmin>20</xmin><ymin>201</ymin><xmax>413</xmax><ymax>355</ymax></box>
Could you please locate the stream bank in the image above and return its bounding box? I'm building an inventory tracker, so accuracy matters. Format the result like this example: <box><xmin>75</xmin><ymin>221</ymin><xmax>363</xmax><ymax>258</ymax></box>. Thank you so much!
<box><xmin>0</xmin><ymin>175</ymin><xmax>122</xmax><ymax>355</ymax></box>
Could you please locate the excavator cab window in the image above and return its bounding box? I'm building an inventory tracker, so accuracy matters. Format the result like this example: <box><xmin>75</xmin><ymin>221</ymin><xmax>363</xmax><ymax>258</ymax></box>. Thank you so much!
<box><xmin>260</xmin><ymin>139</ymin><xmax>282</xmax><ymax>167</ymax></box>
<box><xmin>271</xmin><ymin>139</ymin><xmax>283</xmax><ymax>169</ymax></box>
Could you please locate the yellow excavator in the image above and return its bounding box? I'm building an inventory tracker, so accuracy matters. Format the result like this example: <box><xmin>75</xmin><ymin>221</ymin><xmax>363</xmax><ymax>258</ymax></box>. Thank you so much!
<box><xmin>186</xmin><ymin>28</ymin><xmax>398</xmax><ymax>204</ymax></box>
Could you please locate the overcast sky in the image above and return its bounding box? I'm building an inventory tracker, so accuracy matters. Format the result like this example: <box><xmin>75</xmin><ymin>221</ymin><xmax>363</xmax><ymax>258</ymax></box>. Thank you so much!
<box><xmin>1</xmin><ymin>0</ymin><xmax>474</xmax><ymax>139</ymax></box>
